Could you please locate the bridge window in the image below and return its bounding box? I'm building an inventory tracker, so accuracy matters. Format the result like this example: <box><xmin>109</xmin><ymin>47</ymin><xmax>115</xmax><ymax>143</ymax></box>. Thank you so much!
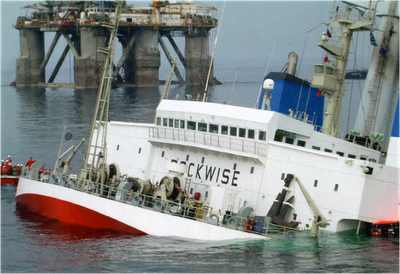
<box><xmin>285</xmin><ymin>137</ymin><xmax>294</xmax><ymax>144</ymax></box>
<box><xmin>169</xmin><ymin>119</ymin><xmax>173</xmax><ymax>127</ymax></box>
<box><xmin>198</xmin><ymin>122</ymin><xmax>207</xmax><ymax>132</ymax></box>
<box><xmin>163</xmin><ymin>118</ymin><xmax>168</xmax><ymax>127</ymax></box>
<box><xmin>259</xmin><ymin>131</ymin><xmax>266</xmax><ymax>141</ymax></box>
<box><xmin>274</xmin><ymin>133</ymin><xmax>283</xmax><ymax>142</ymax></box>
<box><xmin>239</xmin><ymin>128</ymin><xmax>246</xmax><ymax>138</ymax></box>
<box><xmin>187</xmin><ymin>121</ymin><xmax>196</xmax><ymax>130</ymax></box>
<box><xmin>230</xmin><ymin>127</ymin><xmax>237</xmax><ymax>136</ymax></box>
<box><xmin>180</xmin><ymin>120</ymin><xmax>185</xmax><ymax>129</ymax></box>
<box><xmin>174</xmin><ymin>119</ymin><xmax>179</xmax><ymax>128</ymax></box>
<box><xmin>221</xmin><ymin>126</ymin><xmax>228</xmax><ymax>135</ymax></box>
<box><xmin>297</xmin><ymin>140</ymin><xmax>306</xmax><ymax>147</ymax></box>
<box><xmin>248</xmin><ymin>129</ymin><xmax>255</xmax><ymax>139</ymax></box>
<box><xmin>156</xmin><ymin>117</ymin><xmax>161</xmax><ymax>125</ymax></box>
<box><xmin>209</xmin><ymin>124</ymin><xmax>218</xmax><ymax>133</ymax></box>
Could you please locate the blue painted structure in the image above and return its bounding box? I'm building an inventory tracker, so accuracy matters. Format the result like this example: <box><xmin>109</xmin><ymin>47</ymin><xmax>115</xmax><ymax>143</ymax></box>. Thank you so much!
<box><xmin>257</xmin><ymin>72</ymin><xmax>325</xmax><ymax>128</ymax></box>
<box><xmin>391</xmin><ymin>101</ymin><xmax>399</xmax><ymax>137</ymax></box>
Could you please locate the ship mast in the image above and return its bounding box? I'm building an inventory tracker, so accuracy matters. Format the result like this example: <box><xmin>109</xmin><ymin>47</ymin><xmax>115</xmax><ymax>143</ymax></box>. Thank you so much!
<box><xmin>311</xmin><ymin>1</ymin><xmax>377</xmax><ymax>136</ymax></box>
<box><xmin>82</xmin><ymin>2</ymin><xmax>122</xmax><ymax>187</ymax></box>
<box><xmin>354</xmin><ymin>1</ymin><xmax>399</xmax><ymax>157</ymax></box>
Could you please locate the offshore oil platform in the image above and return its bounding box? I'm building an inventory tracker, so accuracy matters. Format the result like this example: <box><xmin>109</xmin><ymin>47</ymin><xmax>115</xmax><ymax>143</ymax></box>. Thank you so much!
<box><xmin>13</xmin><ymin>1</ymin><xmax>218</xmax><ymax>88</ymax></box>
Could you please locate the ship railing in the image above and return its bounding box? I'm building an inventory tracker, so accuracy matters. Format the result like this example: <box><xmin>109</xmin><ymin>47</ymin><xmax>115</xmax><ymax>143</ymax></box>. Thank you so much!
<box><xmin>22</xmin><ymin>169</ymin><xmax>306</xmax><ymax>237</ymax></box>
<box><xmin>312</xmin><ymin>123</ymin><xmax>375</xmax><ymax>149</ymax></box>
<box><xmin>104</xmin><ymin>184</ymin><xmax>305</xmax><ymax>237</ymax></box>
<box><xmin>149</xmin><ymin>127</ymin><xmax>268</xmax><ymax>157</ymax></box>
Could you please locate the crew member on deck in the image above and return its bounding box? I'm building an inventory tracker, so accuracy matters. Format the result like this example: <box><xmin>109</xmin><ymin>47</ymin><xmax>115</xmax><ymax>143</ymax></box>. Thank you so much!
<box><xmin>16</xmin><ymin>164</ymin><xmax>23</xmax><ymax>176</ymax></box>
<box><xmin>1</xmin><ymin>160</ymin><xmax>6</xmax><ymax>175</ymax></box>
<box><xmin>38</xmin><ymin>165</ymin><xmax>46</xmax><ymax>180</ymax></box>
<box><xmin>5</xmin><ymin>156</ymin><xmax>13</xmax><ymax>175</ymax></box>
<box><xmin>26</xmin><ymin>157</ymin><xmax>36</xmax><ymax>169</ymax></box>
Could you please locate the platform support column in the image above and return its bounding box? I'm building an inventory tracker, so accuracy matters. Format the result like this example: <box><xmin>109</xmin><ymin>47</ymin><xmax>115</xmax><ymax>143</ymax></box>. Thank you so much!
<box><xmin>185</xmin><ymin>33</ymin><xmax>212</xmax><ymax>85</ymax></box>
<box><xmin>16</xmin><ymin>28</ymin><xmax>45</xmax><ymax>85</ymax></box>
<box><xmin>128</xmin><ymin>29</ymin><xmax>160</xmax><ymax>86</ymax></box>
<box><xmin>75</xmin><ymin>26</ymin><xmax>108</xmax><ymax>89</ymax></box>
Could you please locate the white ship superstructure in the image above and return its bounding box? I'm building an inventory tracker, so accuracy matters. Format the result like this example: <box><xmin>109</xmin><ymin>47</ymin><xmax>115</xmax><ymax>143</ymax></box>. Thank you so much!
<box><xmin>104</xmin><ymin>99</ymin><xmax>398</xmax><ymax>233</ymax></box>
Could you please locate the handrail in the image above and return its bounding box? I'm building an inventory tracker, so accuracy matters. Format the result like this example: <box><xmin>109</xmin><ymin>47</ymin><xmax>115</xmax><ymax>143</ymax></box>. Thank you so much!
<box><xmin>21</xmin><ymin>168</ymin><xmax>306</xmax><ymax>238</ymax></box>
<box><xmin>149</xmin><ymin>127</ymin><xmax>268</xmax><ymax>157</ymax></box>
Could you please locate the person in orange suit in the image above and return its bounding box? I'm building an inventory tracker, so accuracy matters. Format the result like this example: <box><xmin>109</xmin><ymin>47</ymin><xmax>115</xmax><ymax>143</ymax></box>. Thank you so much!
<box><xmin>5</xmin><ymin>155</ymin><xmax>13</xmax><ymax>175</ymax></box>
<box><xmin>26</xmin><ymin>157</ymin><xmax>36</xmax><ymax>169</ymax></box>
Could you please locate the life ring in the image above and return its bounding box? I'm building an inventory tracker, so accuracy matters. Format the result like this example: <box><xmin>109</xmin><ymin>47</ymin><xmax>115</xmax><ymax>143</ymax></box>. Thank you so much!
<box><xmin>227</xmin><ymin>216</ymin><xmax>239</xmax><ymax>228</ymax></box>
<box><xmin>132</xmin><ymin>195</ymin><xmax>142</xmax><ymax>206</ymax></box>
<box><xmin>153</xmin><ymin>200</ymin><xmax>164</xmax><ymax>212</ymax></box>
<box><xmin>285</xmin><ymin>230</ymin><xmax>296</xmax><ymax>238</ymax></box>
<box><xmin>208</xmin><ymin>214</ymin><xmax>219</xmax><ymax>225</ymax></box>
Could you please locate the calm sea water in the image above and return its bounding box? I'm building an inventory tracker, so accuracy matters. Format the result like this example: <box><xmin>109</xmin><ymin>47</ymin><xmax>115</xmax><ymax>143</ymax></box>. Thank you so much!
<box><xmin>1</xmin><ymin>84</ymin><xmax>399</xmax><ymax>273</ymax></box>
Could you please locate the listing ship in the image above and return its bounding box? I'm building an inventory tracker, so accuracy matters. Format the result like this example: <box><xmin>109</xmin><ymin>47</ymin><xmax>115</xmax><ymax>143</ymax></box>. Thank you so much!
<box><xmin>15</xmin><ymin>1</ymin><xmax>399</xmax><ymax>240</ymax></box>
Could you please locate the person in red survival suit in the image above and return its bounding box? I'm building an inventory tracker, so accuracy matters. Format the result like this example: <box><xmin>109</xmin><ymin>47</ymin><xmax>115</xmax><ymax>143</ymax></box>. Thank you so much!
<box><xmin>5</xmin><ymin>155</ymin><xmax>13</xmax><ymax>175</ymax></box>
<box><xmin>1</xmin><ymin>162</ymin><xmax>8</xmax><ymax>175</ymax></box>
<box><xmin>26</xmin><ymin>157</ymin><xmax>36</xmax><ymax>169</ymax></box>
<box><xmin>38</xmin><ymin>164</ymin><xmax>46</xmax><ymax>180</ymax></box>
<box><xmin>0</xmin><ymin>160</ymin><xmax>5</xmax><ymax>175</ymax></box>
